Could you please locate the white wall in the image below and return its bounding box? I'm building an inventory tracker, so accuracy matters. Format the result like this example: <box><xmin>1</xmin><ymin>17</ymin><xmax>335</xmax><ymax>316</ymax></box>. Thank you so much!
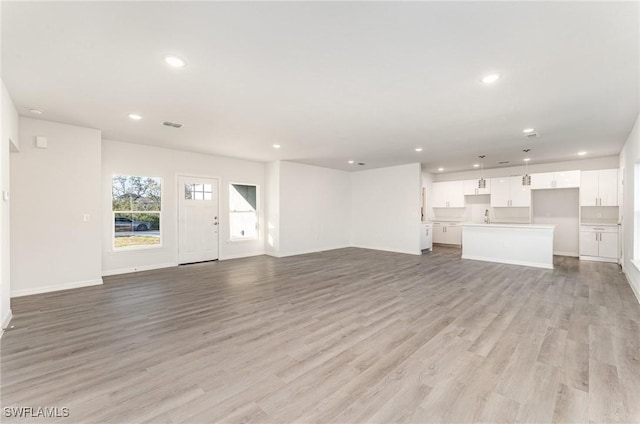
<box><xmin>265</xmin><ymin>161</ymin><xmax>280</xmax><ymax>256</ymax></box>
<box><xmin>11</xmin><ymin>118</ymin><xmax>102</xmax><ymax>296</ymax></box>
<box><xmin>351</xmin><ymin>163</ymin><xmax>422</xmax><ymax>255</ymax></box>
<box><xmin>102</xmin><ymin>140</ymin><xmax>265</xmax><ymax>274</ymax></box>
<box><xmin>620</xmin><ymin>113</ymin><xmax>640</xmax><ymax>303</ymax></box>
<box><xmin>276</xmin><ymin>161</ymin><xmax>350</xmax><ymax>256</ymax></box>
<box><xmin>532</xmin><ymin>188</ymin><xmax>579</xmax><ymax>257</ymax></box>
<box><xmin>434</xmin><ymin>156</ymin><xmax>620</xmax><ymax>182</ymax></box>
<box><xmin>421</xmin><ymin>171</ymin><xmax>433</xmax><ymax>221</ymax></box>
<box><xmin>1</xmin><ymin>80</ymin><xmax>19</xmax><ymax>330</ymax></box>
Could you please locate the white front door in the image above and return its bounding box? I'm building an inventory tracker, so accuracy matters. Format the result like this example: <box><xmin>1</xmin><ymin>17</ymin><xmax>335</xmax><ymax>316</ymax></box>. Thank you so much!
<box><xmin>178</xmin><ymin>176</ymin><xmax>219</xmax><ymax>264</ymax></box>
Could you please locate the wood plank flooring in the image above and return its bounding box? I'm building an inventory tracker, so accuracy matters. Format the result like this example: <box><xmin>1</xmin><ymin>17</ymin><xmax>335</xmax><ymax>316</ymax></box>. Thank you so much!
<box><xmin>2</xmin><ymin>246</ymin><xmax>639</xmax><ymax>423</ymax></box>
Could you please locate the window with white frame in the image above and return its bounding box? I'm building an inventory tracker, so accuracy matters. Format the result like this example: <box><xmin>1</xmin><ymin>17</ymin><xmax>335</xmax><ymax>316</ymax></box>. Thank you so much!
<box><xmin>229</xmin><ymin>184</ymin><xmax>258</xmax><ymax>240</ymax></box>
<box><xmin>112</xmin><ymin>175</ymin><xmax>162</xmax><ymax>249</ymax></box>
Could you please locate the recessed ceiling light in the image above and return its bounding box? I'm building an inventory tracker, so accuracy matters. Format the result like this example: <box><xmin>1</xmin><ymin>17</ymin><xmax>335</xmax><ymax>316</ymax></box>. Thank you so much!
<box><xmin>523</xmin><ymin>158</ymin><xmax>531</xmax><ymax>162</ymax></box>
<box><xmin>128</xmin><ymin>114</ymin><xmax>142</xmax><ymax>120</ymax></box>
<box><xmin>272</xmin><ymin>144</ymin><xmax>281</xmax><ymax>149</ymax></box>
<box><xmin>481</xmin><ymin>73</ymin><xmax>502</xmax><ymax>84</ymax></box>
<box><xmin>28</xmin><ymin>108</ymin><xmax>42</xmax><ymax>115</ymax></box>
<box><xmin>164</xmin><ymin>55</ymin><xmax>186</xmax><ymax>68</ymax></box>
<box><xmin>415</xmin><ymin>148</ymin><xmax>423</xmax><ymax>152</ymax></box>
<box><xmin>523</xmin><ymin>128</ymin><xmax>535</xmax><ymax>133</ymax></box>
<box><xmin>473</xmin><ymin>164</ymin><xmax>480</xmax><ymax>168</ymax></box>
<box><xmin>348</xmin><ymin>160</ymin><xmax>355</xmax><ymax>164</ymax></box>
<box><xmin>438</xmin><ymin>167</ymin><xmax>444</xmax><ymax>172</ymax></box>
<box><xmin>578</xmin><ymin>151</ymin><xmax>587</xmax><ymax>156</ymax></box>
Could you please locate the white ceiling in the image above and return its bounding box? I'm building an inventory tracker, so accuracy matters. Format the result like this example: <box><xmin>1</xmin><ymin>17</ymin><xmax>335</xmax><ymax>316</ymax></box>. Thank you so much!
<box><xmin>2</xmin><ymin>1</ymin><xmax>638</xmax><ymax>172</ymax></box>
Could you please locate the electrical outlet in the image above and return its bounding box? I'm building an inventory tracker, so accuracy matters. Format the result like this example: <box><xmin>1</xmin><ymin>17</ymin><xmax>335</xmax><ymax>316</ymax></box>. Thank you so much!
<box><xmin>83</xmin><ymin>214</ymin><xmax>91</xmax><ymax>222</ymax></box>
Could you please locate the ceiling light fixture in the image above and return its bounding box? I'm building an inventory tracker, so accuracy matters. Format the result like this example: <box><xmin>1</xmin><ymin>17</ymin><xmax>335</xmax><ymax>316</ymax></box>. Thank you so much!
<box><xmin>164</xmin><ymin>55</ymin><xmax>186</xmax><ymax>68</ymax></box>
<box><xmin>478</xmin><ymin>155</ymin><xmax>486</xmax><ymax>189</ymax></box>
<box><xmin>272</xmin><ymin>144</ymin><xmax>281</xmax><ymax>149</ymax></box>
<box><xmin>523</xmin><ymin>128</ymin><xmax>535</xmax><ymax>134</ymax></box>
<box><xmin>481</xmin><ymin>73</ymin><xmax>502</xmax><ymax>84</ymax></box>
<box><xmin>473</xmin><ymin>164</ymin><xmax>480</xmax><ymax>168</ymax></box>
<box><xmin>578</xmin><ymin>151</ymin><xmax>587</xmax><ymax>156</ymax></box>
<box><xmin>348</xmin><ymin>160</ymin><xmax>355</xmax><ymax>164</ymax></box>
<box><xmin>415</xmin><ymin>148</ymin><xmax>423</xmax><ymax>152</ymax></box>
<box><xmin>28</xmin><ymin>108</ymin><xmax>43</xmax><ymax>115</ymax></box>
<box><xmin>128</xmin><ymin>114</ymin><xmax>142</xmax><ymax>120</ymax></box>
<box><xmin>438</xmin><ymin>167</ymin><xmax>444</xmax><ymax>172</ymax></box>
<box><xmin>522</xmin><ymin>149</ymin><xmax>531</xmax><ymax>186</ymax></box>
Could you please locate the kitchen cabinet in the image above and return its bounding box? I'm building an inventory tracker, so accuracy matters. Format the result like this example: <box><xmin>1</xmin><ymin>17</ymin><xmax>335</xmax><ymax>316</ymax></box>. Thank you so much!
<box><xmin>463</xmin><ymin>179</ymin><xmax>491</xmax><ymax>195</ymax></box>
<box><xmin>490</xmin><ymin>176</ymin><xmax>531</xmax><ymax>207</ymax></box>
<box><xmin>431</xmin><ymin>181</ymin><xmax>465</xmax><ymax>208</ymax></box>
<box><xmin>580</xmin><ymin>169</ymin><xmax>618</xmax><ymax>206</ymax></box>
<box><xmin>579</xmin><ymin>225</ymin><xmax>618</xmax><ymax>262</ymax></box>
<box><xmin>531</xmin><ymin>170</ymin><xmax>580</xmax><ymax>189</ymax></box>
<box><xmin>432</xmin><ymin>222</ymin><xmax>462</xmax><ymax>245</ymax></box>
<box><xmin>420</xmin><ymin>223</ymin><xmax>433</xmax><ymax>251</ymax></box>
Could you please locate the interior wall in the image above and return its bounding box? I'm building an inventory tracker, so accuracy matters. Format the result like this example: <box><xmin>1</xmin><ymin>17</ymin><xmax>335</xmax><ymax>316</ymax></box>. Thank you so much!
<box><xmin>1</xmin><ymin>80</ymin><xmax>19</xmax><ymax>329</ymax></box>
<box><xmin>532</xmin><ymin>188</ymin><xmax>579</xmax><ymax>256</ymax></box>
<box><xmin>421</xmin><ymin>171</ymin><xmax>433</xmax><ymax>221</ymax></box>
<box><xmin>102</xmin><ymin>139</ymin><xmax>265</xmax><ymax>274</ymax></box>
<box><xmin>351</xmin><ymin>163</ymin><xmax>422</xmax><ymax>255</ymax></box>
<box><xmin>434</xmin><ymin>156</ymin><xmax>620</xmax><ymax>182</ymax></box>
<box><xmin>11</xmin><ymin>118</ymin><xmax>102</xmax><ymax>296</ymax></box>
<box><xmin>264</xmin><ymin>161</ymin><xmax>280</xmax><ymax>256</ymax></box>
<box><xmin>620</xmin><ymin>112</ymin><xmax>640</xmax><ymax>303</ymax></box>
<box><xmin>276</xmin><ymin>161</ymin><xmax>351</xmax><ymax>257</ymax></box>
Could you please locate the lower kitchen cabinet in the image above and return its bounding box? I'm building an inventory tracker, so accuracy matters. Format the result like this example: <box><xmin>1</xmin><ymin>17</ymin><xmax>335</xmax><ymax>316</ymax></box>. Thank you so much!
<box><xmin>420</xmin><ymin>223</ymin><xmax>433</xmax><ymax>251</ymax></box>
<box><xmin>579</xmin><ymin>225</ymin><xmax>618</xmax><ymax>262</ymax></box>
<box><xmin>432</xmin><ymin>222</ymin><xmax>462</xmax><ymax>246</ymax></box>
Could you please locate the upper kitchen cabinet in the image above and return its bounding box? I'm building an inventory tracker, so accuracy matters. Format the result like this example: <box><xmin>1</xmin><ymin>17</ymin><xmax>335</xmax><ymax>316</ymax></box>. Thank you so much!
<box><xmin>431</xmin><ymin>181</ymin><xmax>465</xmax><ymax>208</ymax></box>
<box><xmin>463</xmin><ymin>179</ymin><xmax>491</xmax><ymax>195</ymax></box>
<box><xmin>490</xmin><ymin>176</ymin><xmax>531</xmax><ymax>207</ymax></box>
<box><xmin>580</xmin><ymin>169</ymin><xmax>618</xmax><ymax>206</ymax></box>
<box><xmin>530</xmin><ymin>170</ymin><xmax>580</xmax><ymax>189</ymax></box>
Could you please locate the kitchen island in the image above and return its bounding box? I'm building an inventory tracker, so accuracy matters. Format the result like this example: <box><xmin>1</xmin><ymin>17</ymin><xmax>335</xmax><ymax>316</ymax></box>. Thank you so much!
<box><xmin>461</xmin><ymin>223</ymin><xmax>556</xmax><ymax>269</ymax></box>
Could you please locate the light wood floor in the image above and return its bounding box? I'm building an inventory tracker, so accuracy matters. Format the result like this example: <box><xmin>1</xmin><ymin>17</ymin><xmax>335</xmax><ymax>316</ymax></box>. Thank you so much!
<box><xmin>2</xmin><ymin>247</ymin><xmax>639</xmax><ymax>423</ymax></box>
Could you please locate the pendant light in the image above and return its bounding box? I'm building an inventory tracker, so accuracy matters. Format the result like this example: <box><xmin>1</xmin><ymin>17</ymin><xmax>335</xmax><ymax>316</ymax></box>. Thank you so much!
<box><xmin>522</xmin><ymin>149</ymin><xmax>531</xmax><ymax>186</ymax></box>
<box><xmin>478</xmin><ymin>155</ymin><xmax>486</xmax><ymax>189</ymax></box>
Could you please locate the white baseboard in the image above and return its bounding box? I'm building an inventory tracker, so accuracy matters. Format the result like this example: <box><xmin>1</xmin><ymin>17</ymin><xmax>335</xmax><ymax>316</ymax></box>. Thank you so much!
<box><xmin>11</xmin><ymin>278</ymin><xmax>103</xmax><ymax>298</ymax></box>
<box><xmin>219</xmin><ymin>251</ymin><xmax>265</xmax><ymax>260</ymax></box>
<box><xmin>0</xmin><ymin>309</ymin><xmax>12</xmax><ymax>338</ymax></box>
<box><xmin>579</xmin><ymin>255</ymin><xmax>618</xmax><ymax>263</ymax></box>
<box><xmin>102</xmin><ymin>262</ymin><xmax>177</xmax><ymax>277</ymax></box>
<box><xmin>267</xmin><ymin>245</ymin><xmax>351</xmax><ymax>258</ymax></box>
<box><xmin>554</xmin><ymin>251</ymin><xmax>578</xmax><ymax>257</ymax></box>
<box><xmin>621</xmin><ymin>263</ymin><xmax>640</xmax><ymax>305</ymax></box>
<box><xmin>350</xmin><ymin>244</ymin><xmax>422</xmax><ymax>256</ymax></box>
<box><xmin>462</xmin><ymin>254</ymin><xmax>553</xmax><ymax>270</ymax></box>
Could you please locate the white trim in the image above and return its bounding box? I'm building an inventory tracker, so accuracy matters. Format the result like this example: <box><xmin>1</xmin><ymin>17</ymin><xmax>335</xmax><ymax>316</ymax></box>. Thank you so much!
<box><xmin>219</xmin><ymin>251</ymin><xmax>265</xmax><ymax>261</ymax></box>
<box><xmin>462</xmin><ymin>254</ymin><xmax>554</xmax><ymax>269</ymax></box>
<box><xmin>102</xmin><ymin>262</ymin><xmax>177</xmax><ymax>277</ymax></box>
<box><xmin>268</xmin><ymin>245</ymin><xmax>352</xmax><ymax>258</ymax></box>
<box><xmin>579</xmin><ymin>255</ymin><xmax>618</xmax><ymax>263</ymax></box>
<box><xmin>11</xmin><ymin>278</ymin><xmax>103</xmax><ymax>298</ymax></box>
<box><xmin>348</xmin><ymin>245</ymin><xmax>422</xmax><ymax>256</ymax></box>
<box><xmin>2</xmin><ymin>309</ymin><xmax>13</xmax><ymax>329</ymax></box>
<box><xmin>631</xmin><ymin>259</ymin><xmax>640</xmax><ymax>272</ymax></box>
<box><xmin>554</xmin><ymin>251</ymin><xmax>579</xmax><ymax>257</ymax></box>
<box><xmin>624</xmin><ymin>270</ymin><xmax>640</xmax><ymax>305</ymax></box>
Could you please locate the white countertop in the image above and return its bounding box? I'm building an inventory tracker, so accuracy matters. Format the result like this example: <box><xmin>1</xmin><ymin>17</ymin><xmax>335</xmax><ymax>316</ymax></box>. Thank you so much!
<box><xmin>461</xmin><ymin>223</ymin><xmax>556</xmax><ymax>230</ymax></box>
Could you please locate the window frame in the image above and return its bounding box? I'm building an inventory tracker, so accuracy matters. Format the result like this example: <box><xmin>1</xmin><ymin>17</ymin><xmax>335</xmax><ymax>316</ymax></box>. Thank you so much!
<box><xmin>228</xmin><ymin>182</ymin><xmax>259</xmax><ymax>242</ymax></box>
<box><xmin>111</xmin><ymin>175</ymin><xmax>164</xmax><ymax>252</ymax></box>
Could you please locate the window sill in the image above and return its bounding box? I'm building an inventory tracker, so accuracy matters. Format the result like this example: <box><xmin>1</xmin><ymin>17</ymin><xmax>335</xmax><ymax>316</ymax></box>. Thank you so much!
<box><xmin>229</xmin><ymin>238</ymin><xmax>258</xmax><ymax>243</ymax></box>
<box><xmin>632</xmin><ymin>259</ymin><xmax>640</xmax><ymax>272</ymax></box>
<box><xmin>111</xmin><ymin>244</ymin><xmax>164</xmax><ymax>253</ymax></box>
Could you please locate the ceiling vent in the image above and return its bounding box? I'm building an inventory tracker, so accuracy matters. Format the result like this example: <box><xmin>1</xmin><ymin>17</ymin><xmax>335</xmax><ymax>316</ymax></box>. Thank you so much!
<box><xmin>162</xmin><ymin>121</ymin><xmax>183</xmax><ymax>128</ymax></box>
<box><xmin>524</xmin><ymin>132</ymin><xmax>539</xmax><ymax>138</ymax></box>
<box><xmin>498</xmin><ymin>160</ymin><xmax>510</xmax><ymax>165</ymax></box>
<box><xmin>357</xmin><ymin>162</ymin><xmax>366</xmax><ymax>166</ymax></box>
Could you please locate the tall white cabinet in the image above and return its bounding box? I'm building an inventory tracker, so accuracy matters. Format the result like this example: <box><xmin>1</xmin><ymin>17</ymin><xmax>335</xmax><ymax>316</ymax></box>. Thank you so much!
<box><xmin>580</xmin><ymin>169</ymin><xmax>618</xmax><ymax>206</ymax></box>
<box><xmin>490</xmin><ymin>177</ymin><xmax>531</xmax><ymax>207</ymax></box>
